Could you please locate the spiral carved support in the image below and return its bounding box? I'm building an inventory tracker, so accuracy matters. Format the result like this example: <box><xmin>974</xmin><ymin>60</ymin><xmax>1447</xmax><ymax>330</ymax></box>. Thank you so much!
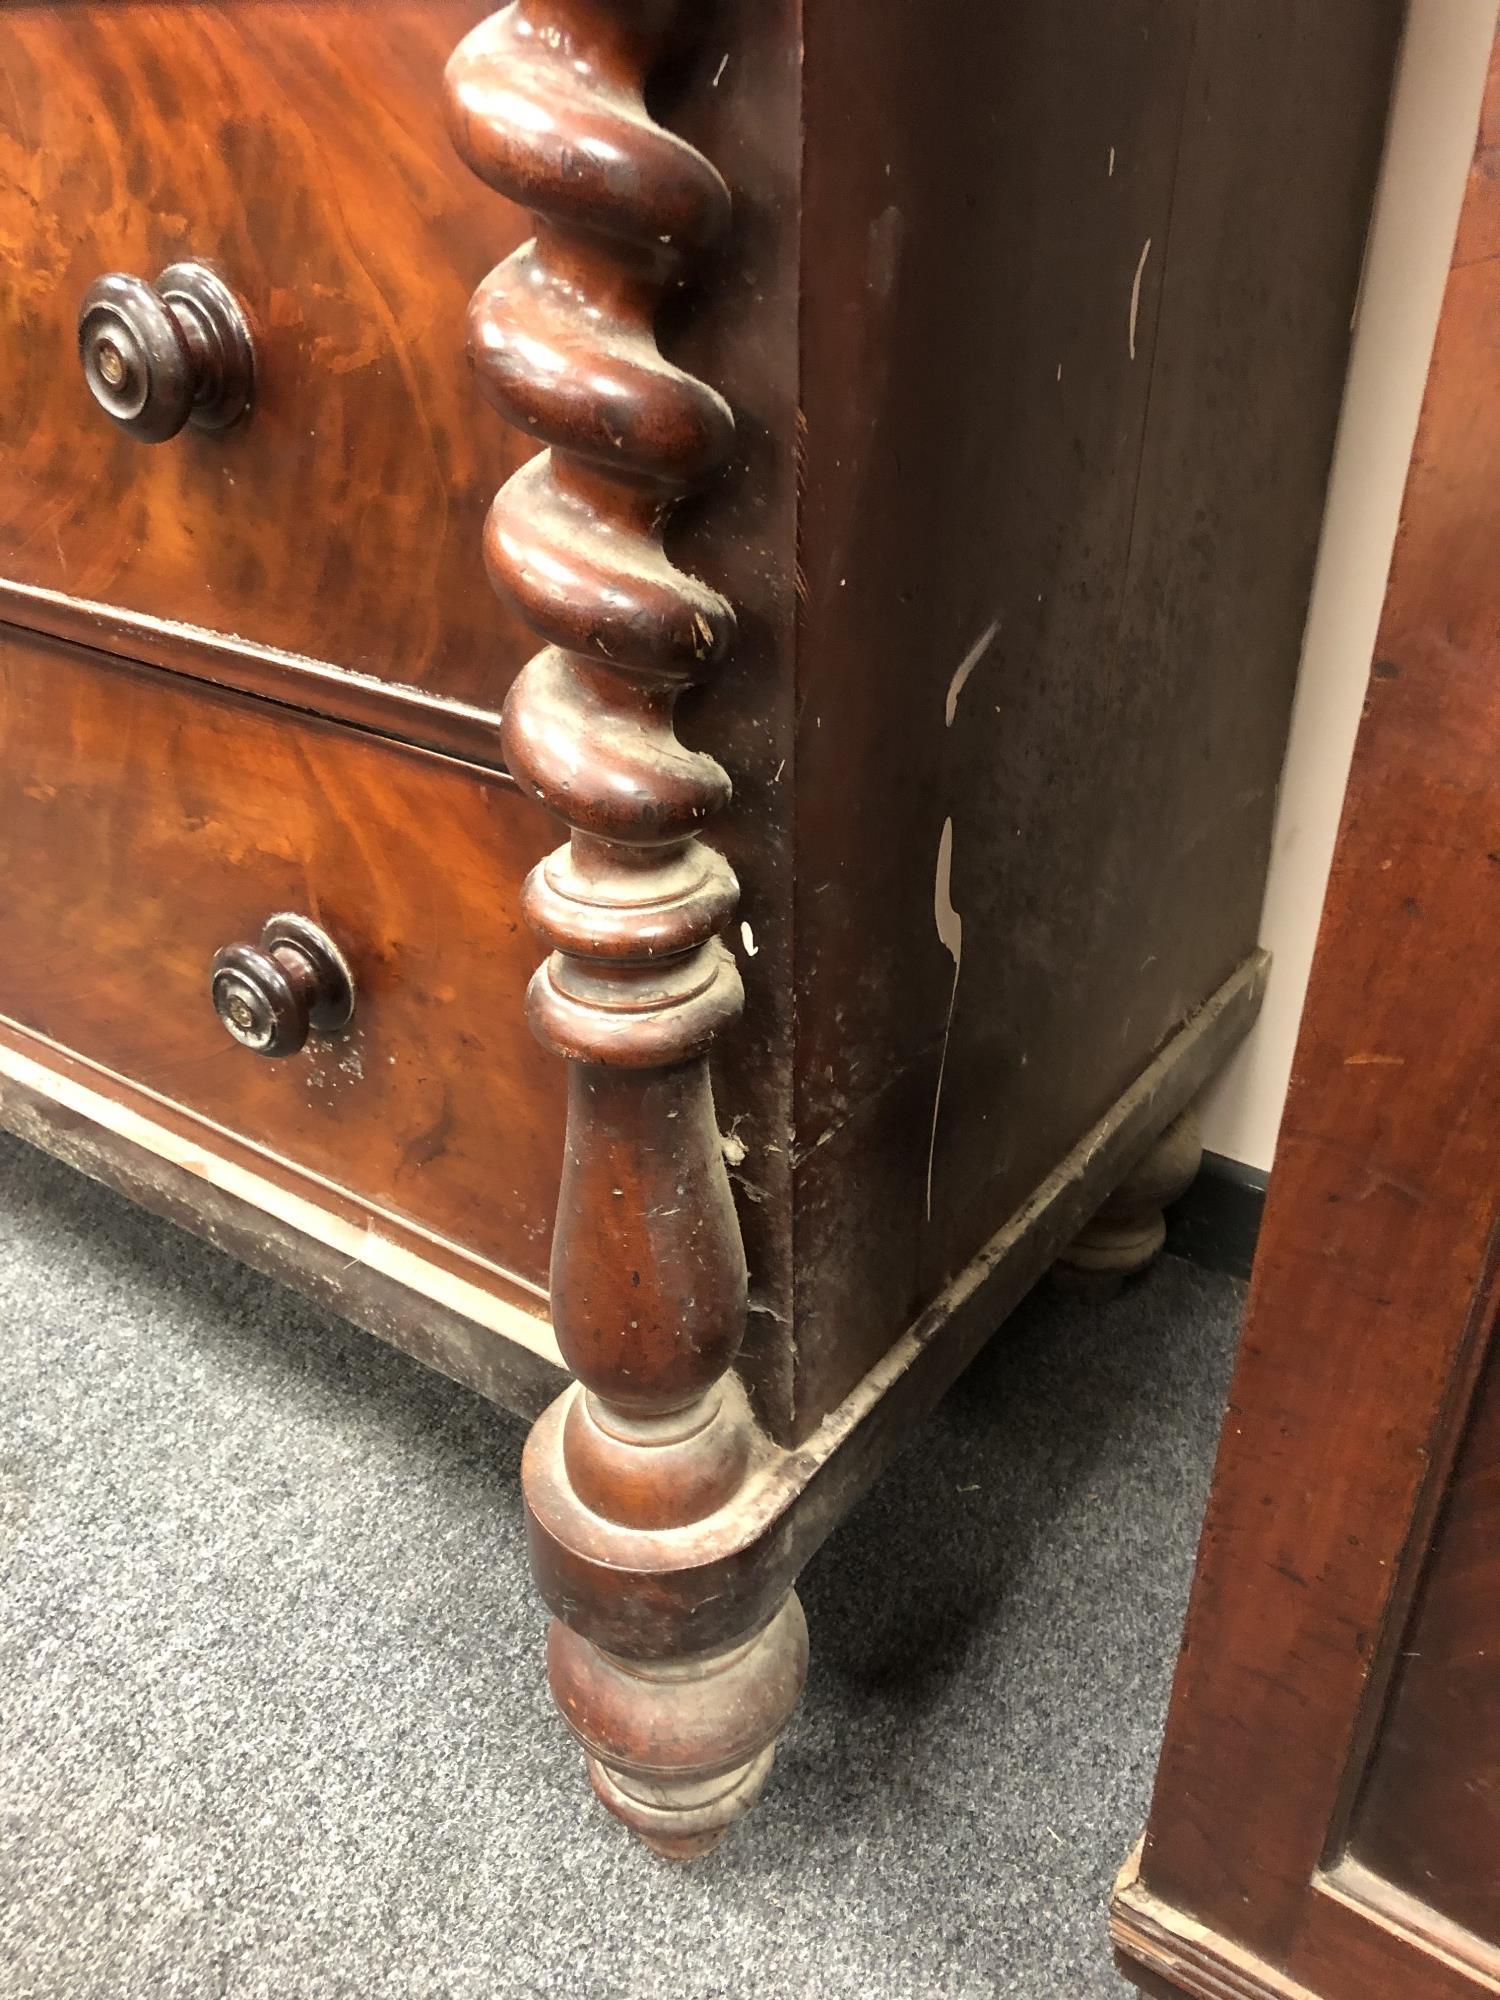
<box><xmin>445</xmin><ymin>3</ymin><xmax>807</xmax><ymax>1858</ymax></box>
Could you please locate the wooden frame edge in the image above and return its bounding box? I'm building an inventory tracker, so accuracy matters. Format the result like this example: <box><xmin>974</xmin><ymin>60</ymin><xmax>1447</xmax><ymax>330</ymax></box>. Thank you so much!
<box><xmin>1111</xmin><ymin>1843</ymin><xmax>1323</xmax><ymax>2000</ymax></box>
<box><xmin>0</xmin><ymin>587</ymin><xmax>515</xmax><ymax>776</ymax></box>
<box><xmin>0</xmin><ymin>1018</ymin><xmax>566</xmax><ymax>1420</ymax></box>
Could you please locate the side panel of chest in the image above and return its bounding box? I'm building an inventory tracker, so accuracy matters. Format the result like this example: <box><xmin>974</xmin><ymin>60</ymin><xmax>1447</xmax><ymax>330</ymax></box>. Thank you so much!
<box><xmin>787</xmin><ymin>0</ymin><xmax>1403</xmax><ymax>1432</ymax></box>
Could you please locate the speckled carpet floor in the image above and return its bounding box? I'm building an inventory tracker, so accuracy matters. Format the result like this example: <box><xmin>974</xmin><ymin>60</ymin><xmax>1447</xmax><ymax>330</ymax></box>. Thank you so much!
<box><xmin>0</xmin><ymin>1128</ymin><xmax>1242</xmax><ymax>1999</ymax></box>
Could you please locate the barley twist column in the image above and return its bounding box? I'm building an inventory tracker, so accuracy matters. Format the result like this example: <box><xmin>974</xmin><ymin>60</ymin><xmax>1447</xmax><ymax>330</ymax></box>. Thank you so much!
<box><xmin>445</xmin><ymin>0</ymin><xmax>807</xmax><ymax>1859</ymax></box>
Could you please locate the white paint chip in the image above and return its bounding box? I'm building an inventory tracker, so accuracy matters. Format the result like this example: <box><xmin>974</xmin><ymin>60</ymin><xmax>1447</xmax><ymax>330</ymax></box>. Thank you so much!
<box><xmin>925</xmin><ymin>817</ymin><xmax>963</xmax><ymax>1221</ymax></box>
<box><xmin>1128</xmin><ymin>236</ymin><xmax>1152</xmax><ymax>361</ymax></box>
<box><xmin>945</xmin><ymin>618</ymin><xmax>998</xmax><ymax>727</ymax></box>
<box><xmin>739</xmin><ymin>920</ymin><xmax>758</xmax><ymax>958</ymax></box>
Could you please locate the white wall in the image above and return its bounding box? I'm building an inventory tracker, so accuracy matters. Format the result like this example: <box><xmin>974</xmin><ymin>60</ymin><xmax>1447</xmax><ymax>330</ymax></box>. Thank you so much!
<box><xmin>1200</xmin><ymin>0</ymin><xmax>1496</xmax><ymax>1175</ymax></box>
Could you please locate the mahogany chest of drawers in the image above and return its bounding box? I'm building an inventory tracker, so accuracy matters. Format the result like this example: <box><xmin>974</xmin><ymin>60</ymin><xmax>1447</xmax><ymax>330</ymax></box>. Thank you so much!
<box><xmin>0</xmin><ymin>1</ymin><xmax>1399</xmax><ymax>1856</ymax></box>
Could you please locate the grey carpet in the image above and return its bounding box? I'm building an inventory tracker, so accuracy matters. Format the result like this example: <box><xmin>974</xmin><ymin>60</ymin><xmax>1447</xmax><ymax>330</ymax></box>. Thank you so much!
<box><xmin>0</xmin><ymin>1127</ymin><xmax>1242</xmax><ymax>2000</ymax></box>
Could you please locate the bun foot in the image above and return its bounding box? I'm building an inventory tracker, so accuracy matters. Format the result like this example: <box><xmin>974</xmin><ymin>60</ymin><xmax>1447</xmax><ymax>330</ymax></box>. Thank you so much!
<box><xmin>552</xmin><ymin>1597</ymin><xmax>808</xmax><ymax>1859</ymax></box>
<box><xmin>1056</xmin><ymin>1104</ymin><xmax>1204</xmax><ymax>1296</ymax></box>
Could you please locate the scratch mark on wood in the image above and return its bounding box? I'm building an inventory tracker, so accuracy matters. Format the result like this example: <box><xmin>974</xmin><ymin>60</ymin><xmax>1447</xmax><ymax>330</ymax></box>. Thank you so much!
<box><xmin>946</xmin><ymin>618</ymin><xmax>999</xmax><ymax>727</ymax></box>
<box><xmin>926</xmin><ymin>816</ymin><xmax>963</xmax><ymax>1221</ymax></box>
<box><xmin>1129</xmin><ymin>236</ymin><xmax>1152</xmax><ymax>361</ymax></box>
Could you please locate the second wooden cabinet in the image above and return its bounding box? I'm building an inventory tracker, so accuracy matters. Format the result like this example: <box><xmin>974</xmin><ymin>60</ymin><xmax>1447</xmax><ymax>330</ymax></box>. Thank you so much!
<box><xmin>1114</xmin><ymin>26</ymin><xmax>1500</xmax><ymax>1997</ymax></box>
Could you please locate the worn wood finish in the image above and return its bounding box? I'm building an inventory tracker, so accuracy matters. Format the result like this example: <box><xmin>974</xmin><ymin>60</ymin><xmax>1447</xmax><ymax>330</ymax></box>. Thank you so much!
<box><xmin>0</xmin><ymin>1024</ymin><xmax>569</xmax><ymax>1420</ymax></box>
<box><xmin>0</xmin><ymin>0</ymin><xmax>1401</xmax><ymax>1864</ymax></box>
<box><xmin>494</xmin><ymin>955</ymin><xmax>1265</xmax><ymax>1669</ymax></box>
<box><xmin>0</xmin><ymin>624</ymin><xmax>564</xmax><ymax>1302</ymax></box>
<box><xmin>788</xmin><ymin>0</ymin><xmax>1403</xmax><ymax>1433</ymax></box>
<box><xmin>446</xmin><ymin>0</ymin><xmax>806</xmax><ymax>1860</ymax></box>
<box><xmin>1116</xmin><ymin>33</ymin><xmax>1500</xmax><ymax>1997</ymax></box>
<box><xmin>1056</xmin><ymin>1104</ymin><xmax>1204</xmax><ymax>1292</ymax></box>
<box><xmin>0</xmin><ymin>929</ymin><xmax>1266</xmax><ymax>1854</ymax></box>
<box><xmin>428</xmin><ymin>0</ymin><xmax>1391</xmax><ymax>1856</ymax></box>
<box><xmin>0</xmin><ymin>2</ymin><xmax>541</xmax><ymax>715</ymax></box>
<box><xmin>1349</xmin><ymin>1330</ymin><xmax>1500</xmax><ymax>1939</ymax></box>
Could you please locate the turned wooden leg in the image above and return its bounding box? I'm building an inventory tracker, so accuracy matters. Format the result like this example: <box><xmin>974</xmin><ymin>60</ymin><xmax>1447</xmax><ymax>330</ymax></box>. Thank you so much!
<box><xmin>548</xmin><ymin>1591</ymin><xmax>809</xmax><ymax>1861</ymax></box>
<box><xmin>1055</xmin><ymin>1103</ymin><xmax>1204</xmax><ymax>1294</ymax></box>
<box><xmin>519</xmin><ymin>1069</ymin><xmax>808</xmax><ymax>1859</ymax></box>
<box><xmin>446</xmin><ymin>4</ymin><xmax>805</xmax><ymax>1856</ymax></box>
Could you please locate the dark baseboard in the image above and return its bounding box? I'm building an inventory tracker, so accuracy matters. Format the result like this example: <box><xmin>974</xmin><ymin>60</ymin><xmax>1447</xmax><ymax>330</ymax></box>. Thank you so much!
<box><xmin>1165</xmin><ymin>1151</ymin><xmax>1268</xmax><ymax>1283</ymax></box>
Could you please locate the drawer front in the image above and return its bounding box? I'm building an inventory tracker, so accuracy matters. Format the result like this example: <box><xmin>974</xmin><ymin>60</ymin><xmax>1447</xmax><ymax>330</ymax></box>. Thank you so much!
<box><xmin>0</xmin><ymin>626</ymin><xmax>563</xmax><ymax>1296</ymax></box>
<box><xmin>0</xmin><ymin>2</ymin><xmax>540</xmax><ymax>713</ymax></box>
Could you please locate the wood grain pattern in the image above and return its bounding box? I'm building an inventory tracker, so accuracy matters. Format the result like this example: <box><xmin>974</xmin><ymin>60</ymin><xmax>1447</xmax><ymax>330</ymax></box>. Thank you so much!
<box><xmin>0</xmin><ymin>0</ymin><xmax>1405</xmax><ymax>1875</ymax></box>
<box><xmin>0</xmin><ymin>624</ymin><xmax>565</xmax><ymax>1297</ymax></box>
<box><xmin>0</xmin><ymin>1</ymin><xmax>546</xmax><ymax>713</ymax></box>
<box><xmin>1117</xmin><ymin>29</ymin><xmax>1500</xmax><ymax>1998</ymax></box>
<box><xmin>0</xmin><ymin>0</ymin><xmax>1380</xmax><ymax>1455</ymax></box>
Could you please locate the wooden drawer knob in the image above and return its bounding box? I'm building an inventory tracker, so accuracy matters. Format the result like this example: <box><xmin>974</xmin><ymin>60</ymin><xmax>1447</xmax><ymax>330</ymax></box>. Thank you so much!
<box><xmin>210</xmin><ymin>914</ymin><xmax>355</xmax><ymax>1059</ymax></box>
<box><xmin>78</xmin><ymin>261</ymin><xmax>254</xmax><ymax>444</ymax></box>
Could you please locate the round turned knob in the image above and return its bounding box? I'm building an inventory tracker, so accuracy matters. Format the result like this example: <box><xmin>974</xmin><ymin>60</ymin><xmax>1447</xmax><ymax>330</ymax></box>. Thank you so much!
<box><xmin>78</xmin><ymin>261</ymin><xmax>254</xmax><ymax>443</ymax></box>
<box><xmin>210</xmin><ymin>915</ymin><xmax>356</xmax><ymax>1059</ymax></box>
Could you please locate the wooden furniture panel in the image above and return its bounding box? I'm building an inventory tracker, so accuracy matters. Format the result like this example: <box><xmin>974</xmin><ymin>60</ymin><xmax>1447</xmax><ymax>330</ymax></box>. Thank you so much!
<box><xmin>0</xmin><ymin>1</ymin><xmax>543</xmax><ymax>723</ymax></box>
<box><xmin>1114</xmin><ymin>23</ymin><xmax>1500</xmax><ymax>1997</ymax></box>
<box><xmin>0</xmin><ymin>623</ymin><xmax>564</xmax><ymax>1300</ymax></box>
<box><xmin>0</xmin><ymin>0</ymin><xmax>1401</xmax><ymax>1867</ymax></box>
<box><xmin>1350</xmin><ymin>1326</ymin><xmax>1500</xmax><ymax>1944</ymax></box>
<box><xmin>787</xmin><ymin>0</ymin><xmax>1403</xmax><ymax>1429</ymax></box>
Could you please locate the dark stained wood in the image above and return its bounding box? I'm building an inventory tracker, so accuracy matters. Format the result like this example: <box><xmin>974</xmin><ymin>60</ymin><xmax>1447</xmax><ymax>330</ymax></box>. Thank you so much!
<box><xmin>0</xmin><ymin>0</ymin><xmax>1401</xmax><ymax>1866</ymax></box>
<box><xmin>0</xmin><ymin>623</ymin><xmax>565</xmax><ymax>1298</ymax></box>
<box><xmin>1116</xmin><ymin>31</ymin><xmax>1500</xmax><ymax>1997</ymax></box>
<box><xmin>0</xmin><ymin>2</ymin><xmax>539</xmax><ymax>712</ymax></box>
<box><xmin>0</xmin><ymin>0</ymin><xmax>808</xmax><ymax>1425</ymax></box>
<box><xmin>1112</xmin><ymin>1845</ymin><xmax>1500</xmax><ymax>2000</ymax></box>
<box><xmin>0</xmin><ymin>919</ymin><xmax>1266</xmax><ymax>1622</ymax></box>
<box><xmin>447</xmin><ymin>0</ymin><xmax>807</xmax><ymax>1862</ymax></box>
<box><xmin>209</xmin><ymin>912</ymin><xmax>359</xmax><ymax>1060</ymax></box>
<box><xmin>626</xmin><ymin>0</ymin><xmax>805</xmax><ymax>1436</ymax></box>
<box><xmin>77</xmin><ymin>261</ymin><xmax>257</xmax><ymax>444</ymax></box>
<box><xmin>787</xmin><ymin>0</ymin><xmax>1403</xmax><ymax>1435</ymax></box>
<box><xmin>1349</xmin><ymin>1329</ymin><xmax>1500</xmax><ymax>1939</ymax></box>
<box><xmin>517</xmin><ymin>953</ymin><xmax>1266</xmax><ymax>1662</ymax></box>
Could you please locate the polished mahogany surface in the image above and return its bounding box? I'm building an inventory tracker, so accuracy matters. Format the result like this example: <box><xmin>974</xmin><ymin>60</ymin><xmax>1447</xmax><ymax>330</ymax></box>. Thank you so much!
<box><xmin>0</xmin><ymin>2</ymin><xmax>545</xmax><ymax>713</ymax></box>
<box><xmin>0</xmin><ymin>0</ymin><xmax>1399</xmax><ymax>1448</ymax></box>
<box><xmin>0</xmin><ymin>626</ymin><xmax>563</xmax><ymax>1295</ymax></box>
